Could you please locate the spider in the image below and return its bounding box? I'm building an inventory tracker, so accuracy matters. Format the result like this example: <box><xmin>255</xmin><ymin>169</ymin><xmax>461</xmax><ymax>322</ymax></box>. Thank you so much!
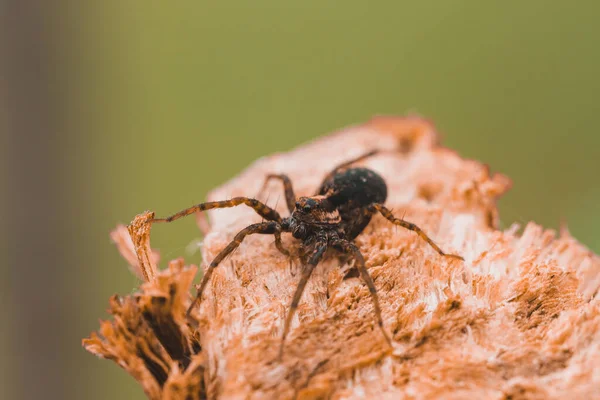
<box><xmin>151</xmin><ymin>150</ymin><xmax>463</xmax><ymax>354</ymax></box>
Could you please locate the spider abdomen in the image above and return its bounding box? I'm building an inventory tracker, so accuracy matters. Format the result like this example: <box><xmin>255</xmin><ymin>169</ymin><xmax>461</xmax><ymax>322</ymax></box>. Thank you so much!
<box><xmin>318</xmin><ymin>167</ymin><xmax>387</xmax><ymax>239</ymax></box>
<box><xmin>318</xmin><ymin>167</ymin><xmax>387</xmax><ymax>208</ymax></box>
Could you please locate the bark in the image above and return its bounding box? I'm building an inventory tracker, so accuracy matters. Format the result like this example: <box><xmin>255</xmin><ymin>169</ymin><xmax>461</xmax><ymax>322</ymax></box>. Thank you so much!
<box><xmin>85</xmin><ymin>116</ymin><xmax>600</xmax><ymax>400</ymax></box>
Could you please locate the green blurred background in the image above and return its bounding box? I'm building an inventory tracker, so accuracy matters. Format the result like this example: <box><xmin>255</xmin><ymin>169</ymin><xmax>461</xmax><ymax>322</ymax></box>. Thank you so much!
<box><xmin>3</xmin><ymin>1</ymin><xmax>600</xmax><ymax>399</ymax></box>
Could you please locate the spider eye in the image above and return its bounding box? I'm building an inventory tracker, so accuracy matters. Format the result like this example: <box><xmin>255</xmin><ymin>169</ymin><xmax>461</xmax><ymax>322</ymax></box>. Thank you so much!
<box><xmin>295</xmin><ymin>201</ymin><xmax>301</xmax><ymax>209</ymax></box>
<box><xmin>303</xmin><ymin>205</ymin><xmax>311</xmax><ymax>213</ymax></box>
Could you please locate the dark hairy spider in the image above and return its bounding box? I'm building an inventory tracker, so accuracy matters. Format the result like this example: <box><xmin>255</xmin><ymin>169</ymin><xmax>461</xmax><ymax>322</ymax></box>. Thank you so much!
<box><xmin>151</xmin><ymin>150</ymin><xmax>463</xmax><ymax>355</ymax></box>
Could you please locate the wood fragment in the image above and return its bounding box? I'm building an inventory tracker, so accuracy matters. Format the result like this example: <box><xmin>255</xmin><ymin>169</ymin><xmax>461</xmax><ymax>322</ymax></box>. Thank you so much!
<box><xmin>126</xmin><ymin>211</ymin><xmax>159</xmax><ymax>282</ymax></box>
<box><xmin>111</xmin><ymin>222</ymin><xmax>161</xmax><ymax>281</ymax></box>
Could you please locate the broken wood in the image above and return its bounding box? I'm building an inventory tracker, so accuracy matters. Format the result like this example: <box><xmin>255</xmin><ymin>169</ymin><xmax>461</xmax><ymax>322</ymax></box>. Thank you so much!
<box><xmin>84</xmin><ymin>116</ymin><xmax>600</xmax><ymax>399</ymax></box>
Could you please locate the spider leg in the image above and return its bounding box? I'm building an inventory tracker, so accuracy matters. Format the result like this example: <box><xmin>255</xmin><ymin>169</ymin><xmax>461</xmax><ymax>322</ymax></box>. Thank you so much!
<box><xmin>331</xmin><ymin>239</ymin><xmax>393</xmax><ymax>348</ymax></box>
<box><xmin>273</xmin><ymin>225</ymin><xmax>291</xmax><ymax>257</ymax></box>
<box><xmin>151</xmin><ymin>197</ymin><xmax>282</xmax><ymax>224</ymax></box>
<box><xmin>186</xmin><ymin>221</ymin><xmax>283</xmax><ymax>320</ymax></box>
<box><xmin>259</xmin><ymin>174</ymin><xmax>296</xmax><ymax>213</ymax></box>
<box><xmin>371</xmin><ymin>203</ymin><xmax>463</xmax><ymax>261</ymax></box>
<box><xmin>279</xmin><ymin>239</ymin><xmax>328</xmax><ymax>357</ymax></box>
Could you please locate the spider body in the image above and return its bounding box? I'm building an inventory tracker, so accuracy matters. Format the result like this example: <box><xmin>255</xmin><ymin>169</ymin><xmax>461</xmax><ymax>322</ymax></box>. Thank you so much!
<box><xmin>150</xmin><ymin>150</ymin><xmax>463</xmax><ymax>356</ymax></box>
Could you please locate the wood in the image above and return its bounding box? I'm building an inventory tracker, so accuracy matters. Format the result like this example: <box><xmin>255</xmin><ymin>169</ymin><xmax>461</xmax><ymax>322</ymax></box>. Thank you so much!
<box><xmin>85</xmin><ymin>116</ymin><xmax>600</xmax><ymax>399</ymax></box>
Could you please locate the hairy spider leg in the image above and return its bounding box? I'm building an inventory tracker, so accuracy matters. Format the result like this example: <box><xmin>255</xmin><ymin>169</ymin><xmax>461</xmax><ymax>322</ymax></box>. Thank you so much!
<box><xmin>185</xmin><ymin>221</ymin><xmax>286</xmax><ymax>320</ymax></box>
<box><xmin>279</xmin><ymin>239</ymin><xmax>328</xmax><ymax>357</ymax></box>
<box><xmin>371</xmin><ymin>203</ymin><xmax>464</xmax><ymax>261</ymax></box>
<box><xmin>151</xmin><ymin>197</ymin><xmax>282</xmax><ymax>224</ymax></box>
<box><xmin>273</xmin><ymin>225</ymin><xmax>290</xmax><ymax>257</ymax></box>
<box><xmin>331</xmin><ymin>239</ymin><xmax>393</xmax><ymax>348</ymax></box>
<box><xmin>319</xmin><ymin>149</ymin><xmax>380</xmax><ymax>187</ymax></box>
<box><xmin>260</xmin><ymin>174</ymin><xmax>296</xmax><ymax>213</ymax></box>
<box><xmin>258</xmin><ymin>173</ymin><xmax>299</xmax><ymax>268</ymax></box>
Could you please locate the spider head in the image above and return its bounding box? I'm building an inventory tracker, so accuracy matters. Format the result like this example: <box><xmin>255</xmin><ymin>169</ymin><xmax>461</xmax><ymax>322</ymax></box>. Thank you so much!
<box><xmin>291</xmin><ymin>196</ymin><xmax>340</xmax><ymax>234</ymax></box>
<box><xmin>294</xmin><ymin>196</ymin><xmax>321</xmax><ymax>215</ymax></box>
